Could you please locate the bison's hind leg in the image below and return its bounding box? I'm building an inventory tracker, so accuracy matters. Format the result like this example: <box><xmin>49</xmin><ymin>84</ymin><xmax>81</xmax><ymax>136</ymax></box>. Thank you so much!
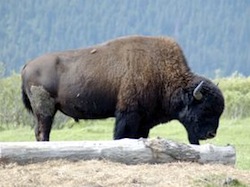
<box><xmin>29</xmin><ymin>86</ymin><xmax>57</xmax><ymax>141</ymax></box>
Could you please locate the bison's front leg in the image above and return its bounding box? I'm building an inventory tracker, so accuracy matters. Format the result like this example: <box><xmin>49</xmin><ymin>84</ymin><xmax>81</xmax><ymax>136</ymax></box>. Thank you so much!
<box><xmin>114</xmin><ymin>111</ymin><xmax>142</xmax><ymax>139</ymax></box>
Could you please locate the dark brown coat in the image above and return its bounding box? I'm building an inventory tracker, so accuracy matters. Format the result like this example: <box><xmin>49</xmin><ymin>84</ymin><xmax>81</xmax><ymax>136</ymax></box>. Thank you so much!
<box><xmin>21</xmin><ymin>35</ymin><xmax>224</xmax><ymax>144</ymax></box>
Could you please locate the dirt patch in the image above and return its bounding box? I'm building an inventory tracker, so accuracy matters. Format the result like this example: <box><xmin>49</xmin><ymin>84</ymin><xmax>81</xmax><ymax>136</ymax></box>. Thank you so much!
<box><xmin>0</xmin><ymin>160</ymin><xmax>249</xmax><ymax>187</ymax></box>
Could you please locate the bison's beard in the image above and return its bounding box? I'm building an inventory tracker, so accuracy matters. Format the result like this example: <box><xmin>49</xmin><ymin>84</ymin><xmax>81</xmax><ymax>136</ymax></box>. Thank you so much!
<box><xmin>187</xmin><ymin>132</ymin><xmax>200</xmax><ymax>145</ymax></box>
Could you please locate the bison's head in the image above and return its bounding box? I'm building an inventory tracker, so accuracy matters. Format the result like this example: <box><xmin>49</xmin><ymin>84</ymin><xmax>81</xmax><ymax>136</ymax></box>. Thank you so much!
<box><xmin>177</xmin><ymin>79</ymin><xmax>224</xmax><ymax>145</ymax></box>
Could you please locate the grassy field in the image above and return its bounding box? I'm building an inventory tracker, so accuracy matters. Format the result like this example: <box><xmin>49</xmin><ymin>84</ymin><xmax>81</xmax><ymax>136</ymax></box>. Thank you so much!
<box><xmin>0</xmin><ymin>117</ymin><xmax>249</xmax><ymax>170</ymax></box>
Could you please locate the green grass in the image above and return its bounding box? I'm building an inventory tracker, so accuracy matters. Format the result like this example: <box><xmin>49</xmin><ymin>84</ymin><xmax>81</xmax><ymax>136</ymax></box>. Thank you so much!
<box><xmin>0</xmin><ymin>118</ymin><xmax>249</xmax><ymax>170</ymax></box>
<box><xmin>193</xmin><ymin>174</ymin><xmax>247</xmax><ymax>187</ymax></box>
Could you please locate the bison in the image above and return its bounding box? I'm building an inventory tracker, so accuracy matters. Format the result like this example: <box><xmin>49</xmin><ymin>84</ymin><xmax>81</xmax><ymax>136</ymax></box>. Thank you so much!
<box><xmin>21</xmin><ymin>35</ymin><xmax>224</xmax><ymax>144</ymax></box>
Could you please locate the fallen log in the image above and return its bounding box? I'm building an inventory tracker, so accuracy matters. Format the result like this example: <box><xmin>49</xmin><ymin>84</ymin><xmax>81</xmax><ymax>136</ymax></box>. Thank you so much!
<box><xmin>0</xmin><ymin>138</ymin><xmax>236</xmax><ymax>165</ymax></box>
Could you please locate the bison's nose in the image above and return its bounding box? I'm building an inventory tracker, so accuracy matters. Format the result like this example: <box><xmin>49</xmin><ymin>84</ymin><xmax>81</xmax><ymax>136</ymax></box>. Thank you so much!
<box><xmin>207</xmin><ymin>131</ymin><xmax>216</xmax><ymax>139</ymax></box>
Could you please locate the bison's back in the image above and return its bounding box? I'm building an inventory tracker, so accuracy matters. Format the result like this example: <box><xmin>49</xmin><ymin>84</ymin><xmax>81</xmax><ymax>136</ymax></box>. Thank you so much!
<box><xmin>22</xmin><ymin>35</ymin><xmax>190</xmax><ymax>119</ymax></box>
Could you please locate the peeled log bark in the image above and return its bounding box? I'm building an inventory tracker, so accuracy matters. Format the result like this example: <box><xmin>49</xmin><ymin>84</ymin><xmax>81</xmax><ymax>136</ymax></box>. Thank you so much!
<box><xmin>0</xmin><ymin>138</ymin><xmax>236</xmax><ymax>165</ymax></box>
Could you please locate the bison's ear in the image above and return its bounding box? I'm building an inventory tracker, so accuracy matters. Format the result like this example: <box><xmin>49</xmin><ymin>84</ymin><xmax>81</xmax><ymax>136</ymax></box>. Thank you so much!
<box><xmin>193</xmin><ymin>81</ymin><xmax>204</xmax><ymax>100</ymax></box>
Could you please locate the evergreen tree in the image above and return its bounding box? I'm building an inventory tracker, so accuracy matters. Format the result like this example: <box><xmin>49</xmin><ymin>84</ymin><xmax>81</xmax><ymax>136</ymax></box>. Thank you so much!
<box><xmin>0</xmin><ymin>0</ymin><xmax>249</xmax><ymax>77</ymax></box>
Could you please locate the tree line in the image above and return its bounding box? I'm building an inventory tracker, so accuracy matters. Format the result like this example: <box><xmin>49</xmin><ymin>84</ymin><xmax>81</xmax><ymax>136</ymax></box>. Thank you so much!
<box><xmin>0</xmin><ymin>0</ymin><xmax>249</xmax><ymax>77</ymax></box>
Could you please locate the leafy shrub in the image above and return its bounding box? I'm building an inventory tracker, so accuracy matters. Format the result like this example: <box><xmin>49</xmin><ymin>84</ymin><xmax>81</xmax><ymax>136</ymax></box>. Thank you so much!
<box><xmin>0</xmin><ymin>74</ymin><xmax>31</xmax><ymax>128</ymax></box>
<box><xmin>216</xmin><ymin>75</ymin><xmax>250</xmax><ymax>119</ymax></box>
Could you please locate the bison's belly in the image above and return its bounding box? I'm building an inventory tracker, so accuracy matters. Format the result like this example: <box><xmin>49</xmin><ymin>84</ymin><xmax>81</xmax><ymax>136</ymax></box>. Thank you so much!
<box><xmin>57</xmin><ymin>95</ymin><xmax>117</xmax><ymax>120</ymax></box>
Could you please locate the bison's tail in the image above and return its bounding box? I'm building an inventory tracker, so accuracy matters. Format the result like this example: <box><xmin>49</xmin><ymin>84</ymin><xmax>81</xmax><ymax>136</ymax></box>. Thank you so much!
<box><xmin>22</xmin><ymin>84</ymin><xmax>33</xmax><ymax>113</ymax></box>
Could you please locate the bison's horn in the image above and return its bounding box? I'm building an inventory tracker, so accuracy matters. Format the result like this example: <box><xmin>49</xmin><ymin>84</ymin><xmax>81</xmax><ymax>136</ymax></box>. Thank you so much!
<box><xmin>193</xmin><ymin>81</ymin><xmax>204</xmax><ymax>100</ymax></box>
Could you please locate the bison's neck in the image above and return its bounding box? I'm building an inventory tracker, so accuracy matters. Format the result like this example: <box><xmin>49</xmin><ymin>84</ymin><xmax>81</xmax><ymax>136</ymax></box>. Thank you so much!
<box><xmin>161</xmin><ymin>70</ymin><xmax>195</xmax><ymax>119</ymax></box>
